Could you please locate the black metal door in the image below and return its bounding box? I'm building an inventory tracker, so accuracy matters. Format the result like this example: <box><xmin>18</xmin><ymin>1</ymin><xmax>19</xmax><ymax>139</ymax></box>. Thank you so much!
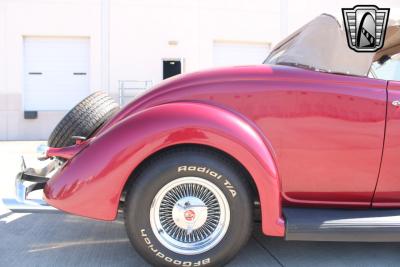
<box><xmin>163</xmin><ymin>60</ymin><xmax>181</xmax><ymax>79</ymax></box>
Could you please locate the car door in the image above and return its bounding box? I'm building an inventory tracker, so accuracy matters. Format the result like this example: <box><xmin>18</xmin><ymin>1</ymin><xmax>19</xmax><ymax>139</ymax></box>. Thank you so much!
<box><xmin>369</xmin><ymin>53</ymin><xmax>400</xmax><ymax>206</ymax></box>
<box><xmin>256</xmin><ymin>69</ymin><xmax>387</xmax><ymax>207</ymax></box>
<box><xmin>373</xmin><ymin>80</ymin><xmax>400</xmax><ymax>207</ymax></box>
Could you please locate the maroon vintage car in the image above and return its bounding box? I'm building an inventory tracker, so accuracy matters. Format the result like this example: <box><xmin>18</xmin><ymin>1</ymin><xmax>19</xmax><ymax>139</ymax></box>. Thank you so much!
<box><xmin>3</xmin><ymin>14</ymin><xmax>400</xmax><ymax>266</ymax></box>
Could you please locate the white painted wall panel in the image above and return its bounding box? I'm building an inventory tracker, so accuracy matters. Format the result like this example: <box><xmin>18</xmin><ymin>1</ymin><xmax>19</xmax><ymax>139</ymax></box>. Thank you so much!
<box><xmin>213</xmin><ymin>42</ymin><xmax>270</xmax><ymax>67</ymax></box>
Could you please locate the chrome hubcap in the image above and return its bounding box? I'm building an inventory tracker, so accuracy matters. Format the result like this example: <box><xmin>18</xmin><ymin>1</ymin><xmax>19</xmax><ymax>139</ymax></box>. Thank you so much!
<box><xmin>171</xmin><ymin>196</ymin><xmax>208</xmax><ymax>232</ymax></box>
<box><xmin>150</xmin><ymin>177</ymin><xmax>230</xmax><ymax>255</ymax></box>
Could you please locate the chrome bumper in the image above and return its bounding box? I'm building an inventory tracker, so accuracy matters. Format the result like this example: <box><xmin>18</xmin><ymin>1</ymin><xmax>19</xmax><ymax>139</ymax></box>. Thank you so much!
<box><xmin>2</xmin><ymin>151</ymin><xmax>63</xmax><ymax>213</ymax></box>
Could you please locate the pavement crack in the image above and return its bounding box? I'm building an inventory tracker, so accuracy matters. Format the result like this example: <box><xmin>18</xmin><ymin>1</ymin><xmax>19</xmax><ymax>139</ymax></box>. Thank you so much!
<box><xmin>253</xmin><ymin>234</ymin><xmax>285</xmax><ymax>267</ymax></box>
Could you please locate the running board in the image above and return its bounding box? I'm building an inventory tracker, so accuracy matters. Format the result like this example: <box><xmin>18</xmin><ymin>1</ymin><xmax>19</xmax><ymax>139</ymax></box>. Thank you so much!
<box><xmin>284</xmin><ymin>207</ymin><xmax>400</xmax><ymax>242</ymax></box>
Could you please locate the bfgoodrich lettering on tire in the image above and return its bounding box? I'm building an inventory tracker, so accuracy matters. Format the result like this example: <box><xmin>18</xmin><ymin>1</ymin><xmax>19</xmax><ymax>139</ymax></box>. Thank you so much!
<box><xmin>124</xmin><ymin>146</ymin><xmax>253</xmax><ymax>267</ymax></box>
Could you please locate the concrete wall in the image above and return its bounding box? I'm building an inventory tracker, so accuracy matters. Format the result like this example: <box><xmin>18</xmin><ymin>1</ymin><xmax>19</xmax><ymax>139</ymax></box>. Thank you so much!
<box><xmin>0</xmin><ymin>0</ymin><xmax>281</xmax><ymax>140</ymax></box>
<box><xmin>108</xmin><ymin>0</ymin><xmax>280</xmax><ymax>96</ymax></box>
<box><xmin>0</xmin><ymin>0</ymin><xmax>102</xmax><ymax>140</ymax></box>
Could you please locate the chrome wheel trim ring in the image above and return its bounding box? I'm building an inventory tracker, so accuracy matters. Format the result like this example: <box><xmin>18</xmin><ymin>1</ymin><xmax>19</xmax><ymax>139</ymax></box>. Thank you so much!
<box><xmin>150</xmin><ymin>177</ymin><xmax>230</xmax><ymax>255</ymax></box>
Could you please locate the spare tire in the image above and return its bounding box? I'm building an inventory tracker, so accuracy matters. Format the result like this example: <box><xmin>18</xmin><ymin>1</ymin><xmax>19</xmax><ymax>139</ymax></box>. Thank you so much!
<box><xmin>48</xmin><ymin>91</ymin><xmax>120</xmax><ymax>148</ymax></box>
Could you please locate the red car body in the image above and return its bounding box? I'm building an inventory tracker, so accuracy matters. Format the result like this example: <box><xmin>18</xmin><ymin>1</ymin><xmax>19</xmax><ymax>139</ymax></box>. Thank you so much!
<box><xmin>43</xmin><ymin>64</ymin><xmax>400</xmax><ymax>237</ymax></box>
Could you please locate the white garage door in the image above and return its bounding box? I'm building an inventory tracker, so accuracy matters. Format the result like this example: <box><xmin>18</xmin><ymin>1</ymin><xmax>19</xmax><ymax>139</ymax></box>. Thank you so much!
<box><xmin>213</xmin><ymin>41</ymin><xmax>270</xmax><ymax>67</ymax></box>
<box><xmin>24</xmin><ymin>37</ymin><xmax>90</xmax><ymax>111</ymax></box>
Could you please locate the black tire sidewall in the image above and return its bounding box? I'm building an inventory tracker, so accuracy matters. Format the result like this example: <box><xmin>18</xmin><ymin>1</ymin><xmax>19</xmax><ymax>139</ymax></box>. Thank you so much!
<box><xmin>125</xmin><ymin>148</ymin><xmax>253</xmax><ymax>267</ymax></box>
<box><xmin>48</xmin><ymin>91</ymin><xmax>119</xmax><ymax>148</ymax></box>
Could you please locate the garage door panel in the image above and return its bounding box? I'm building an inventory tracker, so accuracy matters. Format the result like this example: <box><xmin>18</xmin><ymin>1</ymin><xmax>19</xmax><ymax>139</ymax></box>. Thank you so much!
<box><xmin>24</xmin><ymin>37</ymin><xmax>90</xmax><ymax>111</ymax></box>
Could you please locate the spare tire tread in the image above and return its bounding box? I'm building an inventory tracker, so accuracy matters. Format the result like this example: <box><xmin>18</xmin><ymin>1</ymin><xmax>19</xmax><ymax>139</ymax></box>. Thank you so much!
<box><xmin>52</xmin><ymin>94</ymin><xmax>116</xmax><ymax>146</ymax></box>
<box><xmin>49</xmin><ymin>94</ymin><xmax>117</xmax><ymax>147</ymax></box>
<box><xmin>48</xmin><ymin>91</ymin><xmax>119</xmax><ymax>148</ymax></box>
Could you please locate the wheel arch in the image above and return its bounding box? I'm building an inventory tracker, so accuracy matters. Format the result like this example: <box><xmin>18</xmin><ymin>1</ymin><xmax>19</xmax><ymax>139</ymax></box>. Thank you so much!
<box><xmin>44</xmin><ymin>102</ymin><xmax>285</xmax><ymax>236</ymax></box>
<box><xmin>121</xmin><ymin>143</ymin><xmax>260</xmax><ymax>204</ymax></box>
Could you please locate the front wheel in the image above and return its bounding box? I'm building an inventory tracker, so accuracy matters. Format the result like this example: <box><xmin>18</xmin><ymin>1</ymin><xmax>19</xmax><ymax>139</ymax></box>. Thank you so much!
<box><xmin>124</xmin><ymin>146</ymin><xmax>253</xmax><ymax>267</ymax></box>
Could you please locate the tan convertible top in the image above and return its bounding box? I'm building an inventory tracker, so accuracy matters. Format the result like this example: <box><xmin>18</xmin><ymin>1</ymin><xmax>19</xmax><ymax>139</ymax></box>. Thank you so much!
<box><xmin>265</xmin><ymin>14</ymin><xmax>400</xmax><ymax>76</ymax></box>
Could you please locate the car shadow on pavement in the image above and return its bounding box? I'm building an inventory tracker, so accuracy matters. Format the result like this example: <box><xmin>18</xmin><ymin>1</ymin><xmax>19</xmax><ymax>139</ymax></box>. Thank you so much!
<box><xmin>1</xmin><ymin>213</ymin><xmax>400</xmax><ymax>267</ymax></box>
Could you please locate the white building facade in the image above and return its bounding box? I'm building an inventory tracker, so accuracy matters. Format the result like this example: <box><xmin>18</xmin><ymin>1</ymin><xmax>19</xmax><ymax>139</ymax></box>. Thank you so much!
<box><xmin>0</xmin><ymin>0</ymin><xmax>399</xmax><ymax>140</ymax></box>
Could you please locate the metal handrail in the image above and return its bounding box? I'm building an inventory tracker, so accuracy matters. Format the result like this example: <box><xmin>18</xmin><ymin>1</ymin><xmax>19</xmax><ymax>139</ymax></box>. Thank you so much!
<box><xmin>118</xmin><ymin>80</ymin><xmax>153</xmax><ymax>106</ymax></box>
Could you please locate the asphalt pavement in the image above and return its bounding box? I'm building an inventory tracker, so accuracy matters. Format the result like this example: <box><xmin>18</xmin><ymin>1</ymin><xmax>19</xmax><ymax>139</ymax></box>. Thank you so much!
<box><xmin>1</xmin><ymin>141</ymin><xmax>400</xmax><ymax>267</ymax></box>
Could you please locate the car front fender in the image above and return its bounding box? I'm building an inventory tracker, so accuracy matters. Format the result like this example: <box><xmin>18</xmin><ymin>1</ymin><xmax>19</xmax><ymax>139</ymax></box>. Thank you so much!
<box><xmin>44</xmin><ymin>102</ymin><xmax>285</xmax><ymax>236</ymax></box>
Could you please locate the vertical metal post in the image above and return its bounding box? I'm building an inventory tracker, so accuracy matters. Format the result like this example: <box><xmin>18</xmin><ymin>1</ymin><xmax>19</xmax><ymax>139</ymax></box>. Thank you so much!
<box><xmin>101</xmin><ymin>0</ymin><xmax>110</xmax><ymax>93</ymax></box>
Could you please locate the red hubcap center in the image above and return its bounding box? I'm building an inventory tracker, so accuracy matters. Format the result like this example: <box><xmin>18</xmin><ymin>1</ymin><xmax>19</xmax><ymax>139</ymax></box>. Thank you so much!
<box><xmin>184</xmin><ymin>210</ymin><xmax>196</xmax><ymax>221</ymax></box>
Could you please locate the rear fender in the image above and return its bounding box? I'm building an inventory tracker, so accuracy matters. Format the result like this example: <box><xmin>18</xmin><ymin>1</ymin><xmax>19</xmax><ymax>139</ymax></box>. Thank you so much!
<box><xmin>44</xmin><ymin>102</ymin><xmax>285</xmax><ymax>236</ymax></box>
